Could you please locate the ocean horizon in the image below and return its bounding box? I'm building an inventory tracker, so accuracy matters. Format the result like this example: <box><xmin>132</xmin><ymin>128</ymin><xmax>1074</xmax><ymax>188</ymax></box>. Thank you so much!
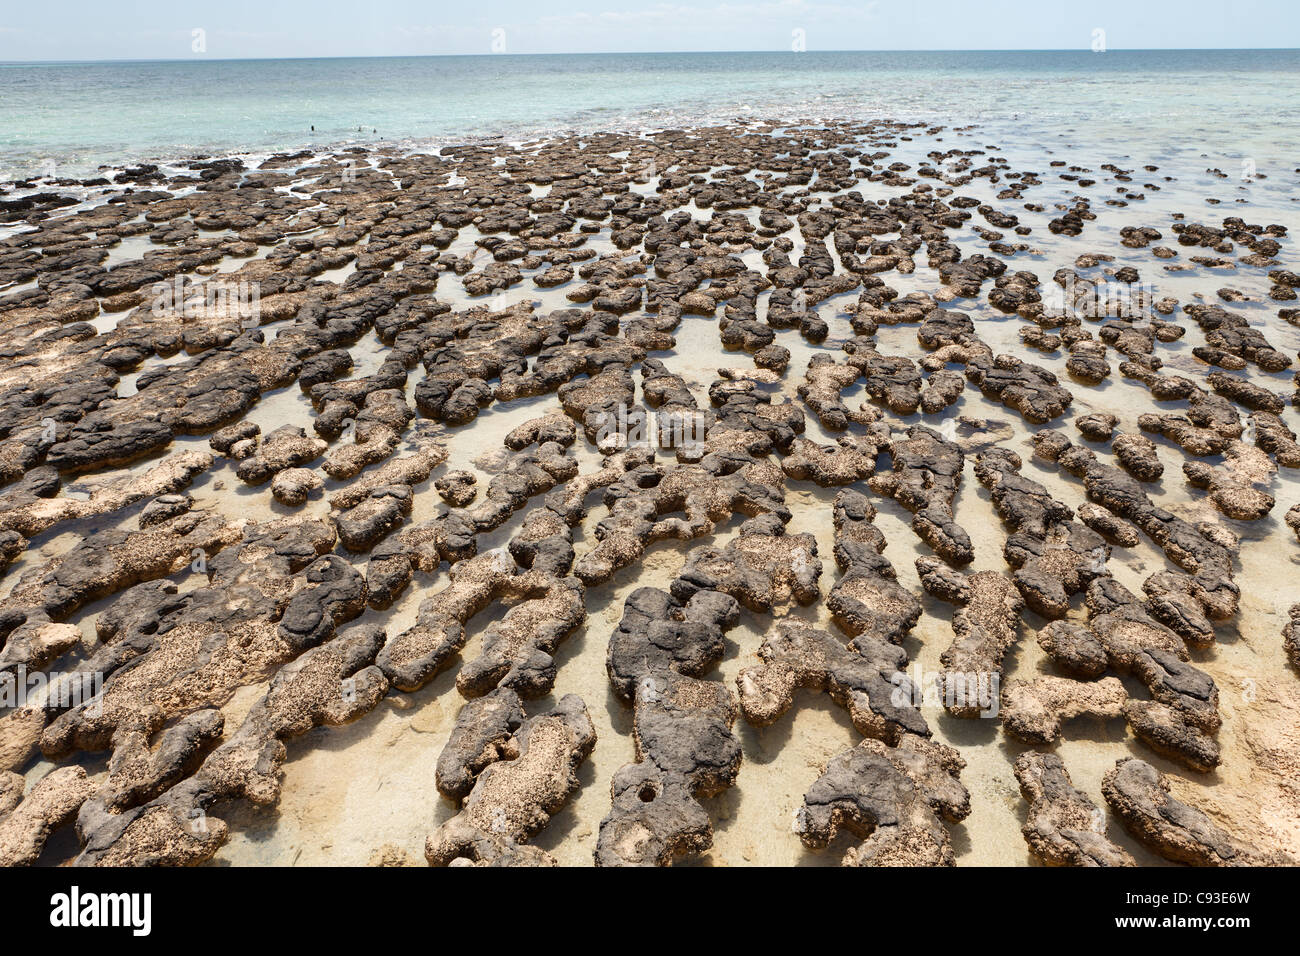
<box><xmin>6</xmin><ymin>49</ymin><xmax>1300</xmax><ymax>179</ymax></box>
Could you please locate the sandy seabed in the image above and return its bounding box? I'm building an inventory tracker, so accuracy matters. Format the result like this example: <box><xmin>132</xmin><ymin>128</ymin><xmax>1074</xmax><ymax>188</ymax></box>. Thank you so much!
<box><xmin>0</xmin><ymin>117</ymin><xmax>1298</xmax><ymax>867</ymax></box>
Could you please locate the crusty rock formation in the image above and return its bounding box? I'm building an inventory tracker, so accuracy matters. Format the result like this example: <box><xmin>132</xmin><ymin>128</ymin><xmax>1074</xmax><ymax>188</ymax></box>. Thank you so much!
<box><xmin>3</xmin><ymin>120</ymin><xmax>1296</xmax><ymax>869</ymax></box>
<box><xmin>1014</xmin><ymin>752</ymin><xmax>1133</xmax><ymax>866</ymax></box>
<box><xmin>427</xmin><ymin>694</ymin><xmax>595</xmax><ymax>867</ymax></box>
<box><xmin>826</xmin><ymin>490</ymin><xmax>921</xmax><ymax>643</ymax></box>
<box><xmin>1001</xmin><ymin>675</ymin><xmax>1127</xmax><ymax>744</ymax></box>
<box><xmin>916</xmin><ymin>558</ymin><xmax>1022</xmax><ymax>718</ymax></box>
<box><xmin>1102</xmin><ymin>757</ymin><xmax>1287</xmax><ymax>866</ymax></box>
<box><xmin>597</xmin><ymin>586</ymin><xmax>742</xmax><ymax>866</ymax></box>
<box><xmin>869</xmin><ymin>425</ymin><xmax>973</xmax><ymax>566</ymax></box>
<box><xmin>737</xmin><ymin>621</ymin><xmax>930</xmax><ymax>743</ymax></box>
<box><xmin>0</xmin><ymin>766</ymin><xmax>93</xmax><ymax>866</ymax></box>
<box><xmin>974</xmin><ymin>447</ymin><xmax>1109</xmax><ymax>618</ymax></box>
<box><xmin>796</xmin><ymin>735</ymin><xmax>970</xmax><ymax>866</ymax></box>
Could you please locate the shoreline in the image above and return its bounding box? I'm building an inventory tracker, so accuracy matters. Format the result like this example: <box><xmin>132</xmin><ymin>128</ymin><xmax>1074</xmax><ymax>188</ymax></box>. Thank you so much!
<box><xmin>9</xmin><ymin>48</ymin><xmax>1300</xmax><ymax>184</ymax></box>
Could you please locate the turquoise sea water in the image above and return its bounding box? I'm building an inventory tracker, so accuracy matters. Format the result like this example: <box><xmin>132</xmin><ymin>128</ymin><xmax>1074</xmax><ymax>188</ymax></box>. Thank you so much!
<box><xmin>2</xmin><ymin>49</ymin><xmax>1300</xmax><ymax>178</ymax></box>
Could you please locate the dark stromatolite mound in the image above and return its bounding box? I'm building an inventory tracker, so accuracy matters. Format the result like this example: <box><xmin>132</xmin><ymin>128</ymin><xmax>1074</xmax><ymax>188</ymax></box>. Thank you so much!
<box><xmin>706</xmin><ymin>376</ymin><xmax>805</xmax><ymax>454</ymax></box>
<box><xmin>44</xmin><ymin>418</ymin><xmax>173</xmax><ymax>474</ymax></box>
<box><xmin>1074</xmin><ymin>412</ymin><xmax>1118</xmax><ymax>441</ymax></box>
<box><xmin>1014</xmin><ymin>752</ymin><xmax>1133</xmax><ymax>867</ymax></box>
<box><xmin>973</xmin><ymin>447</ymin><xmax>1109</xmax><ymax>618</ymax></box>
<box><xmin>605</xmin><ymin>586</ymin><xmax>738</xmax><ymax>701</ymax></box>
<box><xmin>1037</xmin><ymin>620</ymin><xmax>1109</xmax><ymax>678</ymax></box>
<box><xmin>736</xmin><ymin>621</ymin><xmax>930</xmax><ymax>743</ymax></box>
<box><xmin>598</xmin><ymin>671</ymin><xmax>740</xmax><ymax>867</ymax></box>
<box><xmin>1084</xmin><ymin>577</ymin><xmax>1188</xmax><ymax>668</ymax></box>
<box><xmin>796</xmin><ymin>734</ymin><xmax>970</xmax><ymax>867</ymax></box>
<box><xmin>1129</xmin><ymin>645</ymin><xmax>1221</xmax><ymax>733</ymax></box>
<box><xmin>427</xmin><ymin>695</ymin><xmax>595</xmax><ymax>867</ymax></box>
<box><xmin>137</xmin><ymin>492</ymin><xmax>193</xmax><ymax>528</ymax></box>
<box><xmin>558</xmin><ymin>362</ymin><xmax>637</xmax><ymax>448</ymax></box>
<box><xmin>597</xmin><ymin>586</ymin><xmax>741</xmax><ymax>866</ymax></box>
<box><xmin>1111</xmin><ymin>432</ymin><xmax>1164</xmax><ymax>481</ymax></box>
<box><xmin>1250</xmin><ymin>410</ymin><xmax>1300</xmax><ymax>467</ymax></box>
<box><xmin>1183</xmin><ymin>304</ymin><xmax>1292</xmax><ymax>373</ymax></box>
<box><xmin>298</xmin><ymin>348</ymin><xmax>353</xmax><ymax>393</ymax></box>
<box><xmin>965</xmin><ymin>352</ymin><xmax>1072</xmax><ymax>423</ymax></box>
<box><xmin>504</xmin><ymin>412</ymin><xmax>576</xmax><ymax>450</ymax></box>
<box><xmin>1102</xmin><ymin>757</ymin><xmax>1288</xmax><ymax>866</ymax></box>
<box><xmin>827</xmin><ymin>491</ymin><xmax>921</xmax><ymax>643</ymax></box>
<box><xmin>434</xmin><ymin>469</ymin><xmax>477</xmax><ymax>506</ymax></box>
<box><xmin>1065</xmin><ymin>339</ymin><xmax>1112</xmax><ymax>384</ymax></box>
<box><xmin>848</xmin><ymin>343</ymin><xmax>927</xmax><ymax>415</ymax></box>
<box><xmin>870</xmin><ymin>425</ymin><xmax>973</xmax><ymax>566</ymax></box>
<box><xmin>436</xmin><ymin>689</ymin><xmax>526</xmax><ymax>801</ymax></box>
<box><xmin>335</xmin><ymin>483</ymin><xmax>413</xmax><ymax>552</ymax></box>
<box><xmin>670</xmin><ymin>514</ymin><xmax>821</xmax><ymax>613</ymax></box>
<box><xmin>1123</xmin><ymin>700</ymin><xmax>1220</xmax><ymax>773</ymax></box>
<box><xmin>235</xmin><ymin>424</ymin><xmax>327</xmax><ymax>485</ymax></box>
<box><xmin>271</xmin><ymin>467</ymin><xmax>322</xmax><ymax>506</ymax></box>
<box><xmin>916</xmin><ymin>307</ymin><xmax>975</xmax><ymax>350</ymax></box>
<box><xmin>916</xmin><ymin>558</ymin><xmax>1022</xmax><ymax>718</ymax></box>
<box><xmin>1138</xmin><ymin>393</ymin><xmax>1241</xmax><ymax>457</ymax></box>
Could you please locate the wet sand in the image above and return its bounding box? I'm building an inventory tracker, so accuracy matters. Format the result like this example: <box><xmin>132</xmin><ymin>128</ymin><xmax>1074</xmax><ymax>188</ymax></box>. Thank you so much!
<box><xmin>1</xmin><ymin>118</ymin><xmax>1297</xmax><ymax>867</ymax></box>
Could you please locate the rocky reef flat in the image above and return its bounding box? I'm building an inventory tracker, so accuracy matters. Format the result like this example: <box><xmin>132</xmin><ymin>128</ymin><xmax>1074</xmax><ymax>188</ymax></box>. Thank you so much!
<box><xmin>0</xmin><ymin>118</ymin><xmax>1297</xmax><ymax>867</ymax></box>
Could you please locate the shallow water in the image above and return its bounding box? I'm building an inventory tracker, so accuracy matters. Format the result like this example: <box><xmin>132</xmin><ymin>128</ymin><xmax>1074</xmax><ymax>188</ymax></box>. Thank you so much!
<box><xmin>4</xmin><ymin>99</ymin><xmax>1300</xmax><ymax>867</ymax></box>
<box><xmin>222</xmin><ymin>132</ymin><xmax>1296</xmax><ymax>866</ymax></box>
<box><xmin>5</xmin><ymin>49</ymin><xmax>1300</xmax><ymax>181</ymax></box>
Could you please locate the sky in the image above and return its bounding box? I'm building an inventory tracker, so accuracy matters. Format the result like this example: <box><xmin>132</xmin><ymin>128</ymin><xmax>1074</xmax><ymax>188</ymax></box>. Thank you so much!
<box><xmin>2</xmin><ymin>0</ymin><xmax>1297</xmax><ymax>61</ymax></box>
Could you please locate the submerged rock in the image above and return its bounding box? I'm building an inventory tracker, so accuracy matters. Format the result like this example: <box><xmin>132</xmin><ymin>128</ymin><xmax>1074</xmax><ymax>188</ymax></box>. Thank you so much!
<box><xmin>4</xmin><ymin>120</ymin><xmax>1296</xmax><ymax>868</ymax></box>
